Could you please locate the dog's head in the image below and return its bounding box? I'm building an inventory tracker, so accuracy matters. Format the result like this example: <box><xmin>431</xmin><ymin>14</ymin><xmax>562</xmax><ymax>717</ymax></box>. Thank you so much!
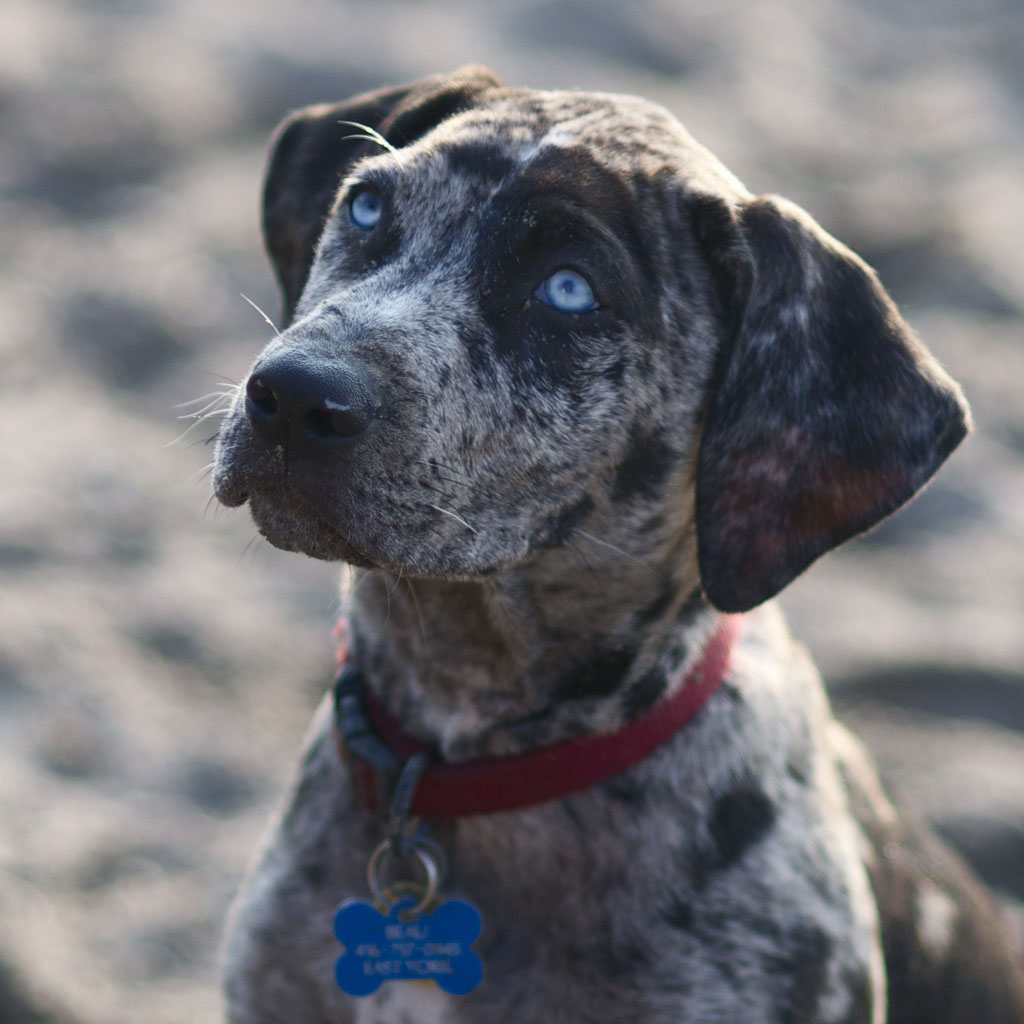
<box><xmin>213</xmin><ymin>66</ymin><xmax>969</xmax><ymax>613</ymax></box>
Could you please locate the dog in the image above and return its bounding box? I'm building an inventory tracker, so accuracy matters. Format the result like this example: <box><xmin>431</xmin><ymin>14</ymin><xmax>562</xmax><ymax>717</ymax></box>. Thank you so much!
<box><xmin>211</xmin><ymin>66</ymin><xmax>1024</xmax><ymax>1023</ymax></box>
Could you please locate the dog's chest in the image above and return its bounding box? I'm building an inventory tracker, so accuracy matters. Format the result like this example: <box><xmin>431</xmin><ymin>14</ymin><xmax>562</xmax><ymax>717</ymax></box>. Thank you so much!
<box><xmin>353</xmin><ymin>982</ymin><xmax>451</xmax><ymax>1024</ymax></box>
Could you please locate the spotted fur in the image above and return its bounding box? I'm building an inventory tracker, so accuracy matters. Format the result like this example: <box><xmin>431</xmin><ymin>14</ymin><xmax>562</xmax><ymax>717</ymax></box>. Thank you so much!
<box><xmin>213</xmin><ymin>67</ymin><xmax>1024</xmax><ymax>1023</ymax></box>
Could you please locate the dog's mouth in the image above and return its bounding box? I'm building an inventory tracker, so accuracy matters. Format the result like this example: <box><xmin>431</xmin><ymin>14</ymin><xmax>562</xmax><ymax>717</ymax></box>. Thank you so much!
<box><xmin>246</xmin><ymin>491</ymin><xmax>380</xmax><ymax>567</ymax></box>
<box><xmin>211</xmin><ymin>445</ymin><xmax>378</xmax><ymax>565</ymax></box>
<box><xmin>209</xmin><ymin>384</ymin><xmax>572</xmax><ymax>580</ymax></box>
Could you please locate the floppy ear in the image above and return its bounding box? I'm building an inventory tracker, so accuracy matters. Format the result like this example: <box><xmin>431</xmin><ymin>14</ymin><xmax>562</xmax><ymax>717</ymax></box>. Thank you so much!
<box><xmin>694</xmin><ymin>194</ymin><xmax>970</xmax><ymax>613</ymax></box>
<box><xmin>262</xmin><ymin>65</ymin><xmax>502</xmax><ymax>324</ymax></box>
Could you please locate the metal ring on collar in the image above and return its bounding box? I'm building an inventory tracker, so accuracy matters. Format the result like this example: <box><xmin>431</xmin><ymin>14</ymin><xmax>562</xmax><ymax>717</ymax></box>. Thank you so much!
<box><xmin>367</xmin><ymin>837</ymin><xmax>440</xmax><ymax>918</ymax></box>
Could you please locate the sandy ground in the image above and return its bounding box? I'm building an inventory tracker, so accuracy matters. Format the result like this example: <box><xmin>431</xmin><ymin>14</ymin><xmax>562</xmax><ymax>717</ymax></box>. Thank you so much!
<box><xmin>1</xmin><ymin>0</ymin><xmax>1022</xmax><ymax>1020</ymax></box>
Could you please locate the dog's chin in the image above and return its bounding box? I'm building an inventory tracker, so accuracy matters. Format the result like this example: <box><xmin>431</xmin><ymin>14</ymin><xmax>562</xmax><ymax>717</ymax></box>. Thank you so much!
<box><xmin>247</xmin><ymin>494</ymin><xmax>379</xmax><ymax>567</ymax></box>
<box><xmin>245</xmin><ymin>491</ymin><xmax>521</xmax><ymax>580</ymax></box>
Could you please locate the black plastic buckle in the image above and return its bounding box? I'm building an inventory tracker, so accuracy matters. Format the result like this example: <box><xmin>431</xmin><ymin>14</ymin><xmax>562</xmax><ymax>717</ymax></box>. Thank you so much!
<box><xmin>333</xmin><ymin>664</ymin><xmax>402</xmax><ymax>813</ymax></box>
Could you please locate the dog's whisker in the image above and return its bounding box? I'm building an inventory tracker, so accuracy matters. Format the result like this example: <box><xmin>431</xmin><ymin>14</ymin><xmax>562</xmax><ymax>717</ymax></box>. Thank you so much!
<box><xmin>337</xmin><ymin>120</ymin><xmax>397</xmax><ymax>154</ymax></box>
<box><xmin>240</xmin><ymin>293</ymin><xmax>281</xmax><ymax>336</ymax></box>
<box><xmin>177</xmin><ymin>406</ymin><xmax>233</xmax><ymax>426</ymax></box>
<box><xmin>168</xmin><ymin>416</ymin><xmax>222</xmax><ymax>448</ymax></box>
<box><xmin>238</xmin><ymin>534</ymin><xmax>266</xmax><ymax>565</ymax></box>
<box><xmin>414</xmin><ymin>459</ymin><xmax>471</xmax><ymax>485</ymax></box>
<box><xmin>176</xmin><ymin>389</ymin><xmax>237</xmax><ymax>413</ymax></box>
<box><xmin>417</xmin><ymin>480</ymin><xmax>462</xmax><ymax>503</ymax></box>
<box><xmin>426</xmin><ymin>503</ymin><xmax>478</xmax><ymax>534</ymax></box>
<box><xmin>170</xmin><ymin>388</ymin><xmax>239</xmax><ymax>446</ymax></box>
<box><xmin>188</xmin><ymin>462</ymin><xmax>216</xmax><ymax>485</ymax></box>
<box><xmin>572</xmin><ymin>529</ymin><xmax>656</xmax><ymax>573</ymax></box>
<box><xmin>430</xmin><ymin>473</ymin><xmax>470</xmax><ymax>489</ymax></box>
<box><xmin>397</xmin><ymin>573</ymin><xmax>428</xmax><ymax>641</ymax></box>
<box><xmin>195</xmin><ymin>370</ymin><xmax>240</xmax><ymax>389</ymax></box>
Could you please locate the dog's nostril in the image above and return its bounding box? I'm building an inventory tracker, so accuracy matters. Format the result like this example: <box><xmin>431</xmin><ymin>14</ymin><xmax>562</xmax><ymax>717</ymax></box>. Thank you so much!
<box><xmin>303</xmin><ymin>403</ymin><xmax>369</xmax><ymax>439</ymax></box>
<box><xmin>246</xmin><ymin>376</ymin><xmax>279</xmax><ymax>417</ymax></box>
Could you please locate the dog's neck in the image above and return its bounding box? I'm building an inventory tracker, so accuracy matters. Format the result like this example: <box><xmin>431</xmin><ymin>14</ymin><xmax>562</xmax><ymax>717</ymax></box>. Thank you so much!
<box><xmin>345</xmin><ymin>541</ymin><xmax>719</xmax><ymax>762</ymax></box>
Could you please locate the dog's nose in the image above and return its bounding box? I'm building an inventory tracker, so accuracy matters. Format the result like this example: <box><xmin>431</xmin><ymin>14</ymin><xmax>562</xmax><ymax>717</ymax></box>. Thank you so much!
<box><xmin>244</xmin><ymin>349</ymin><xmax>375</xmax><ymax>447</ymax></box>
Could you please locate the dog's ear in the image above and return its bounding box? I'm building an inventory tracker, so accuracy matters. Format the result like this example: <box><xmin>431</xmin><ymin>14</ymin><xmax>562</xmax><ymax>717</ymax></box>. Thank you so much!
<box><xmin>693</xmin><ymin>194</ymin><xmax>970</xmax><ymax>613</ymax></box>
<box><xmin>262</xmin><ymin>65</ymin><xmax>502</xmax><ymax>324</ymax></box>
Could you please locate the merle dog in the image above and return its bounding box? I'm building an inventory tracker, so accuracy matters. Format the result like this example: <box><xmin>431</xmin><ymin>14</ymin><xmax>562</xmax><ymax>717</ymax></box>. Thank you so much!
<box><xmin>212</xmin><ymin>67</ymin><xmax>1024</xmax><ymax>1023</ymax></box>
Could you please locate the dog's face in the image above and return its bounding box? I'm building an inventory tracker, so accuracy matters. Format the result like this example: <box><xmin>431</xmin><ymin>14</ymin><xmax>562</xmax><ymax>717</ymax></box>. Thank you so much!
<box><xmin>213</xmin><ymin>66</ymin><xmax>968</xmax><ymax>612</ymax></box>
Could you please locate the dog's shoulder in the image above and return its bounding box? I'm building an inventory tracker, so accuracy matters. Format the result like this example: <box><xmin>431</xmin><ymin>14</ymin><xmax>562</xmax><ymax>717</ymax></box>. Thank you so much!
<box><xmin>831</xmin><ymin>722</ymin><xmax>1024</xmax><ymax>1023</ymax></box>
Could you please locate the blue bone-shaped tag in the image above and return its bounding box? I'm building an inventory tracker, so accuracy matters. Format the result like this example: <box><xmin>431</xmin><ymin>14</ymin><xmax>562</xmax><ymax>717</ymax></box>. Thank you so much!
<box><xmin>334</xmin><ymin>898</ymin><xmax>483</xmax><ymax>997</ymax></box>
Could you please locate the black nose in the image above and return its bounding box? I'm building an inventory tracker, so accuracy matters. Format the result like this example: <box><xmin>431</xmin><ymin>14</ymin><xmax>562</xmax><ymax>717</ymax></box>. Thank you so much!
<box><xmin>244</xmin><ymin>349</ymin><xmax>375</xmax><ymax>447</ymax></box>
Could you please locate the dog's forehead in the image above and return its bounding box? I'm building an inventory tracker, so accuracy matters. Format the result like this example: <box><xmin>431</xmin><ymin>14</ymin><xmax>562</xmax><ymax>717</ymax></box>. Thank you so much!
<box><xmin>445</xmin><ymin>89</ymin><xmax>707</xmax><ymax>168</ymax></box>
<box><xmin>354</xmin><ymin>88</ymin><xmax>747</xmax><ymax>207</ymax></box>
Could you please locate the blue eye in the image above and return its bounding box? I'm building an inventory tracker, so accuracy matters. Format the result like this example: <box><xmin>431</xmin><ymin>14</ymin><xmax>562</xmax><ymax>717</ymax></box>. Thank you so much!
<box><xmin>535</xmin><ymin>269</ymin><xmax>599</xmax><ymax>313</ymax></box>
<box><xmin>350</xmin><ymin>189</ymin><xmax>383</xmax><ymax>230</ymax></box>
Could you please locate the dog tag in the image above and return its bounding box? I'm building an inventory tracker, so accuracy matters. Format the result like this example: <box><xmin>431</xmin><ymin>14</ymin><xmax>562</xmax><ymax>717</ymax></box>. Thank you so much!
<box><xmin>334</xmin><ymin>897</ymin><xmax>484</xmax><ymax>996</ymax></box>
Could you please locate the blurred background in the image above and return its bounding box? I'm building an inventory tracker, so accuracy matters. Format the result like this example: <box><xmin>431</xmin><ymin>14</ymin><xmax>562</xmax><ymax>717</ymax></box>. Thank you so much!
<box><xmin>1</xmin><ymin>0</ymin><xmax>1022</xmax><ymax>1020</ymax></box>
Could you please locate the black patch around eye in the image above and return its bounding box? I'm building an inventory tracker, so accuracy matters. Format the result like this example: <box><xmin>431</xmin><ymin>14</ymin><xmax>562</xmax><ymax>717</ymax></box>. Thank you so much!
<box><xmin>708</xmin><ymin>782</ymin><xmax>776</xmax><ymax>871</ymax></box>
<box><xmin>621</xmin><ymin>667</ymin><xmax>668</xmax><ymax>718</ymax></box>
<box><xmin>555</xmin><ymin>644</ymin><xmax>637</xmax><ymax>702</ymax></box>
<box><xmin>612</xmin><ymin>429</ymin><xmax>675</xmax><ymax>502</ymax></box>
<box><xmin>323</xmin><ymin>178</ymin><xmax>402</xmax><ymax>269</ymax></box>
<box><xmin>318</xmin><ymin>214</ymin><xmax>401</xmax><ymax>282</ymax></box>
<box><xmin>473</xmin><ymin>303</ymin><xmax>605</xmax><ymax>393</ymax></box>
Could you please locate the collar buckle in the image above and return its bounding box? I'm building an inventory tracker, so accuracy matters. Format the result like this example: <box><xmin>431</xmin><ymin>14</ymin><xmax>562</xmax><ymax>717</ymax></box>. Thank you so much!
<box><xmin>333</xmin><ymin>665</ymin><xmax>403</xmax><ymax>813</ymax></box>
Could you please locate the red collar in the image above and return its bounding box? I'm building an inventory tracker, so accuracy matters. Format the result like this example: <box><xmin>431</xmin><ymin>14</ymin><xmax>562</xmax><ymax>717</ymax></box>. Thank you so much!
<box><xmin>333</xmin><ymin>615</ymin><xmax>741</xmax><ymax>819</ymax></box>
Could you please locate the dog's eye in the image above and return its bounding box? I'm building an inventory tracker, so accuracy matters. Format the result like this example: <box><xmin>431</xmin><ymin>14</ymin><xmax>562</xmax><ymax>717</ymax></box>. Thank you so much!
<box><xmin>349</xmin><ymin>189</ymin><xmax>383</xmax><ymax>230</ymax></box>
<box><xmin>535</xmin><ymin>269</ymin><xmax>599</xmax><ymax>313</ymax></box>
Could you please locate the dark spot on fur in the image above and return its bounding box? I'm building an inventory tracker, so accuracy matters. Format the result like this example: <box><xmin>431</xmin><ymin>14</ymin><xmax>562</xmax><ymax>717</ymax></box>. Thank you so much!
<box><xmin>603</xmin><ymin>357</ymin><xmax>626</xmax><ymax>385</ymax></box>
<box><xmin>437</xmin><ymin>364</ymin><xmax>451</xmax><ymax>388</ymax></box>
<box><xmin>835</xmin><ymin>969</ymin><xmax>873</xmax><ymax>1024</ymax></box>
<box><xmin>537</xmin><ymin>495</ymin><xmax>594</xmax><ymax>548</ymax></box>
<box><xmin>676</xmin><ymin>587</ymin><xmax>707</xmax><ymax>623</ymax></box>
<box><xmin>641</xmin><ymin>511</ymin><xmax>664</xmax><ymax>534</ymax></box>
<box><xmin>597</xmin><ymin>939</ymin><xmax>652</xmax><ymax>982</ymax></box>
<box><xmin>634</xmin><ymin>576</ymin><xmax>675</xmax><ymax>628</ymax></box>
<box><xmin>443</xmin><ymin>141</ymin><xmax>516</xmax><ymax>184</ymax></box>
<box><xmin>300</xmin><ymin>857</ymin><xmax>327</xmax><ymax>889</ymax></box>
<box><xmin>561</xmin><ymin>799</ymin><xmax>587</xmax><ymax>832</ymax></box>
<box><xmin>555</xmin><ymin>644</ymin><xmax>637</xmax><ymax>702</ymax></box>
<box><xmin>612</xmin><ymin>428</ymin><xmax>675</xmax><ymax>502</ymax></box>
<box><xmin>708</xmin><ymin>781</ymin><xmax>776</xmax><ymax>871</ymax></box>
<box><xmin>662</xmin><ymin>639</ymin><xmax>686</xmax><ymax>671</ymax></box>
<box><xmin>621</xmin><ymin>667</ymin><xmax>667</xmax><ymax>718</ymax></box>
<box><xmin>662</xmin><ymin>894</ymin><xmax>695</xmax><ymax>931</ymax></box>
<box><xmin>601</xmin><ymin>773</ymin><xmax>647</xmax><ymax>806</ymax></box>
<box><xmin>717</xmin><ymin>681</ymin><xmax>744</xmax><ymax>706</ymax></box>
<box><xmin>763</xmin><ymin>923</ymin><xmax>834</xmax><ymax>1024</ymax></box>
